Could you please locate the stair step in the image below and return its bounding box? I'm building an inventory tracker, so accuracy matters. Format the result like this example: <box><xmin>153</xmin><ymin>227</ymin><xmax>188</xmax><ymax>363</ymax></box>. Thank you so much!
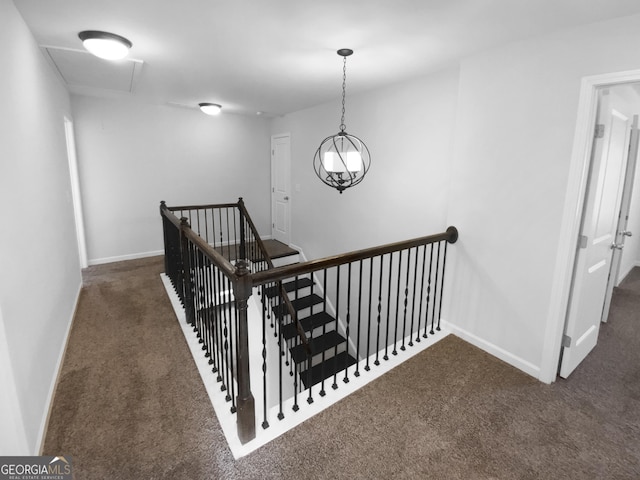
<box><xmin>281</xmin><ymin>311</ymin><xmax>335</xmax><ymax>340</ymax></box>
<box><xmin>290</xmin><ymin>330</ymin><xmax>347</xmax><ymax>364</ymax></box>
<box><xmin>272</xmin><ymin>294</ymin><xmax>323</xmax><ymax>318</ymax></box>
<box><xmin>299</xmin><ymin>352</ymin><xmax>358</xmax><ymax>389</ymax></box>
<box><xmin>264</xmin><ymin>277</ymin><xmax>314</xmax><ymax>298</ymax></box>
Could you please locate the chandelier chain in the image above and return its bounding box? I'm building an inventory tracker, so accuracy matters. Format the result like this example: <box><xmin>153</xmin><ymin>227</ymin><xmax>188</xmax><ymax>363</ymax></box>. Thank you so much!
<box><xmin>340</xmin><ymin>55</ymin><xmax>347</xmax><ymax>132</ymax></box>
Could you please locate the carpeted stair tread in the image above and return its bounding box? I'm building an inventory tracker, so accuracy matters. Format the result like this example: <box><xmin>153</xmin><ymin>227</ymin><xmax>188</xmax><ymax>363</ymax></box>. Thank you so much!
<box><xmin>290</xmin><ymin>330</ymin><xmax>347</xmax><ymax>364</ymax></box>
<box><xmin>299</xmin><ymin>351</ymin><xmax>358</xmax><ymax>389</ymax></box>
<box><xmin>281</xmin><ymin>311</ymin><xmax>335</xmax><ymax>340</ymax></box>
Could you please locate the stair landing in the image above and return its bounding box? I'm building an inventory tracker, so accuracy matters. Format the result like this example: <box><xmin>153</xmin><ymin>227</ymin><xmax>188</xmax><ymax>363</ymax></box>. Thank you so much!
<box><xmin>262</xmin><ymin>239</ymin><xmax>298</xmax><ymax>259</ymax></box>
<box><xmin>214</xmin><ymin>239</ymin><xmax>298</xmax><ymax>262</ymax></box>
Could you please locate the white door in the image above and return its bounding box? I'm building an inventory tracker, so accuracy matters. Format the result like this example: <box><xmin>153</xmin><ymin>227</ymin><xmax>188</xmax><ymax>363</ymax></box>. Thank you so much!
<box><xmin>560</xmin><ymin>94</ymin><xmax>632</xmax><ymax>378</ymax></box>
<box><xmin>271</xmin><ymin>134</ymin><xmax>291</xmax><ymax>244</ymax></box>
<box><xmin>602</xmin><ymin>115</ymin><xmax>639</xmax><ymax>322</ymax></box>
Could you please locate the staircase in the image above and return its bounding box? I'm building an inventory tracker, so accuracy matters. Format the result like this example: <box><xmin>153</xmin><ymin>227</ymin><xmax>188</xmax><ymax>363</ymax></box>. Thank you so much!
<box><xmin>161</xmin><ymin>199</ymin><xmax>458</xmax><ymax>449</ymax></box>
<box><xmin>262</xmin><ymin>243</ymin><xmax>357</xmax><ymax>389</ymax></box>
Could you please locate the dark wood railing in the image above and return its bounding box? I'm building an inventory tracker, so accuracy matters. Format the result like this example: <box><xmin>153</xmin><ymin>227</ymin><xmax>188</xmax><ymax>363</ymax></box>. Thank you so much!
<box><xmin>160</xmin><ymin>199</ymin><xmax>458</xmax><ymax>445</ymax></box>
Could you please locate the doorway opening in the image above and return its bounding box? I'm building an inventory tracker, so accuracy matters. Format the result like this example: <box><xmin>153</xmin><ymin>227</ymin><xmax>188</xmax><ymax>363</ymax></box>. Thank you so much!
<box><xmin>555</xmin><ymin>79</ymin><xmax>640</xmax><ymax>379</ymax></box>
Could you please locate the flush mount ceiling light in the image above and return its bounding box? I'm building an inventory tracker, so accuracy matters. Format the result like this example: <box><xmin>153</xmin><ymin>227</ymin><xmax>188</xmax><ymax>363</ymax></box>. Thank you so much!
<box><xmin>313</xmin><ymin>49</ymin><xmax>371</xmax><ymax>194</ymax></box>
<box><xmin>78</xmin><ymin>30</ymin><xmax>132</xmax><ymax>60</ymax></box>
<box><xmin>199</xmin><ymin>103</ymin><xmax>222</xmax><ymax>115</ymax></box>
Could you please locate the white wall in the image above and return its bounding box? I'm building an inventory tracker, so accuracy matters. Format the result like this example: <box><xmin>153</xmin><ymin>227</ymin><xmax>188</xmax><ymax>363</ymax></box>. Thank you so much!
<box><xmin>0</xmin><ymin>0</ymin><xmax>81</xmax><ymax>454</ymax></box>
<box><xmin>270</xmin><ymin>67</ymin><xmax>460</xmax><ymax>261</ymax></box>
<box><xmin>71</xmin><ymin>96</ymin><xmax>273</xmax><ymax>264</ymax></box>
<box><xmin>447</xmin><ymin>13</ymin><xmax>640</xmax><ymax>380</ymax></box>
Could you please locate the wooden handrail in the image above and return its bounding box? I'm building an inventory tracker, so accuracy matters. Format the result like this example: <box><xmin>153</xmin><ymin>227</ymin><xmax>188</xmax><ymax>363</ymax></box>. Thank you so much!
<box><xmin>162</xmin><ymin>200</ymin><xmax>238</xmax><ymax>279</ymax></box>
<box><xmin>237</xmin><ymin>198</ymin><xmax>273</xmax><ymax>269</ymax></box>
<box><xmin>182</xmin><ymin>225</ymin><xmax>237</xmax><ymax>278</ymax></box>
<box><xmin>167</xmin><ymin>202</ymin><xmax>238</xmax><ymax>211</ymax></box>
<box><xmin>251</xmin><ymin>227</ymin><xmax>458</xmax><ymax>287</ymax></box>
<box><xmin>237</xmin><ymin>198</ymin><xmax>309</xmax><ymax>351</ymax></box>
<box><xmin>160</xmin><ymin>201</ymin><xmax>182</xmax><ymax>228</ymax></box>
<box><xmin>161</xmin><ymin>198</ymin><xmax>459</xmax><ymax>445</ymax></box>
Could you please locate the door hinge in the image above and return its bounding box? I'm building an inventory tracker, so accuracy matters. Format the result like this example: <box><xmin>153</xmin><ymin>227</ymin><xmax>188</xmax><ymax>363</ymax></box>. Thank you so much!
<box><xmin>579</xmin><ymin>235</ymin><xmax>588</xmax><ymax>249</ymax></box>
<box><xmin>595</xmin><ymin>124</ymin><xmax>605</xmax><ymax>138</ymax></box>
<box><xmin>562</xmin><ymin>334</ymin><xmax>572</xmax><ymax>348</ymax></box>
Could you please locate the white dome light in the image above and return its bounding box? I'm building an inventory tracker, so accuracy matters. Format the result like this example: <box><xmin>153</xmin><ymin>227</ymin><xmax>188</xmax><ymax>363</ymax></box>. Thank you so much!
<box><xmin>199</xmin><ymin>103</ymin><xmax>222</xmax><ymax>115</ymax></box>
<box><xmin>78</xmin><ymin>31</ymin><xmax>132</xmax><ymax>60</ymax></box>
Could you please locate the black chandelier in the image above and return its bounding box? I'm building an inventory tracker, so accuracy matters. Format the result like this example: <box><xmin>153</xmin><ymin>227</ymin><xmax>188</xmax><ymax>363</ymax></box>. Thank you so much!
<box><xmin>313</xmin><ymin>49</ymin><xmax>371</xmax><ymax>194</ymax></box>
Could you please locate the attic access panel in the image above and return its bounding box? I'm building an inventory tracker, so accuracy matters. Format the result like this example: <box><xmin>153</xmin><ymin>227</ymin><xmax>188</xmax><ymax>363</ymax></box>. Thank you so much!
<box><xmin>42</xmin><ymin>46</ymin><xmax>143</xmax><ymax>93</ymax></box>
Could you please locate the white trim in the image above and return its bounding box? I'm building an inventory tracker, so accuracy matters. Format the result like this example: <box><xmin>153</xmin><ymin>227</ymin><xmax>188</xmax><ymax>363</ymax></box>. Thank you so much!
<box><xmin>36</xmin><ymin>280</ymin><xmax>82</xmax><ymax>454</ymax></box>
<box><xmin>289</xmin><ymin>243</ymin><xmax>304</xmax><ymax>259</ymax></box>
<box><xmin>540</xmin><ymin>69</ymin><xmax>640</xmax><ymax>384</ymax></box>
<box><xmin>443</xmin><ymin>321</ymin><xmax>541</xmax><ymax>379</ymax></box>
<box><xmin>617</xmin><ymin>262</ymin><xmax>637</xmax><ymax>286</ymax></box>
<box><xmin>617</xmin><ymin>261</ymin><xmax>640</xmax><ymax>285</ymax></box>
<box><xmin>88</xmin><ymin>249</ymin><xmax>164</xmax><ymax>266</ymax></box>
<box><xmin>64</xmin><ymin>117</ymin><xmax>88</xmax><ymax>269</ymax></box>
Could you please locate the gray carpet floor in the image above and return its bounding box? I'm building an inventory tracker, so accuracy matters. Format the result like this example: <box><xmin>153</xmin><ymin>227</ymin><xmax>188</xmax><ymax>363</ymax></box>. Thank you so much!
<box><xmin>44</xmin><ymin>256</ymin><xmax>640</xmax><ymax>479</ymax></box>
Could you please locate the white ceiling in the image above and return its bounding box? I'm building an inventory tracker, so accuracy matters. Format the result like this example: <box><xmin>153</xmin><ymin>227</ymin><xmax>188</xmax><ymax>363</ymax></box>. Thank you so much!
<box><xmin>13</xmin><ymin>0</ymin><xmax>640</xmax><ymax>116</ymax></box>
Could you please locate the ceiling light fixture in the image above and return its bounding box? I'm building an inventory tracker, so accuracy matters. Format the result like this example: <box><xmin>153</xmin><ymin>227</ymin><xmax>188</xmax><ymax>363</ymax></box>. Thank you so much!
<box><xmin>199</xmin><ymin>103</ymin><xmax>222</xmax><ymax>115</ymax></box>
<box><xmin>313</xmin><ymin>49</ymin><xmax>371</xmax><ymax>194</ymax></box>
<box><xmin>78</xmin><ymin>31</ymin><xmax>132</xmax><ymax>60</ymax></box>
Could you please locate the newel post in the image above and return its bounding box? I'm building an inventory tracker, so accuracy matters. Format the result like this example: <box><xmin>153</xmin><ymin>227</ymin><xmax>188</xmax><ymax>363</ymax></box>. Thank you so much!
<box><xmin>234</xmin><ymin>259</ymin><xmax>256</xmax><ymax>443</ymax></box>
<box><xmin>160</xmin><ymin>201</ymin><xmax>170</xmax><ymax>274</ymax></box>
<box><xmin>180</xmin><ymin>217</ymin><xmax>196</xmax><ymax>327</ymax></box>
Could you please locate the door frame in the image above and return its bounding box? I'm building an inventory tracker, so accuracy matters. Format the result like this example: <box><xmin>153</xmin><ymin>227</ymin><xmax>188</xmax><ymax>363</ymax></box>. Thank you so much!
<box><xmin>64</xmin><ymin>117</ymin><xmax>88</xmax><ymax>268</ymax></box>
<box><xmin>540</xmin><ymin>69</ymin><xmax>640</xmax><ymax>383</ymax></box>
<box><xmin>602</xmin><ymin>114</ymin><xmax>639</xmax><ymax>322</ymax></box>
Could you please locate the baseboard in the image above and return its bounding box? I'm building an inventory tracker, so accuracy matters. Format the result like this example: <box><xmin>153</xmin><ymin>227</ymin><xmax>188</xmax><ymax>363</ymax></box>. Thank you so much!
<box><xmin>36</xmin><ymin>279</ymin><xmax>83</xmax><ymax>454</ymax></box>
<box><xmin>289</xmin><ymin>243</ymin><xmax>306</xmax><ymax>261</ymax></box>
<box><xmin>442</xmin><ymin>321</ymin><xmax>541</xmax><ymax>379</ymax></box>
<box><xmin>88</xmin><ymin>249</ymin><xmax>164</xmax><ymax>266</ymax></box>
<box><xmin>616</xmin><ymin>261</ymin><xmax>640</xmax><ymax>286</ymax></box>
<box><xmin>0</xmin><ymin>310</ymin><xmax>29</xmax><ymax>454</ymax></box>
